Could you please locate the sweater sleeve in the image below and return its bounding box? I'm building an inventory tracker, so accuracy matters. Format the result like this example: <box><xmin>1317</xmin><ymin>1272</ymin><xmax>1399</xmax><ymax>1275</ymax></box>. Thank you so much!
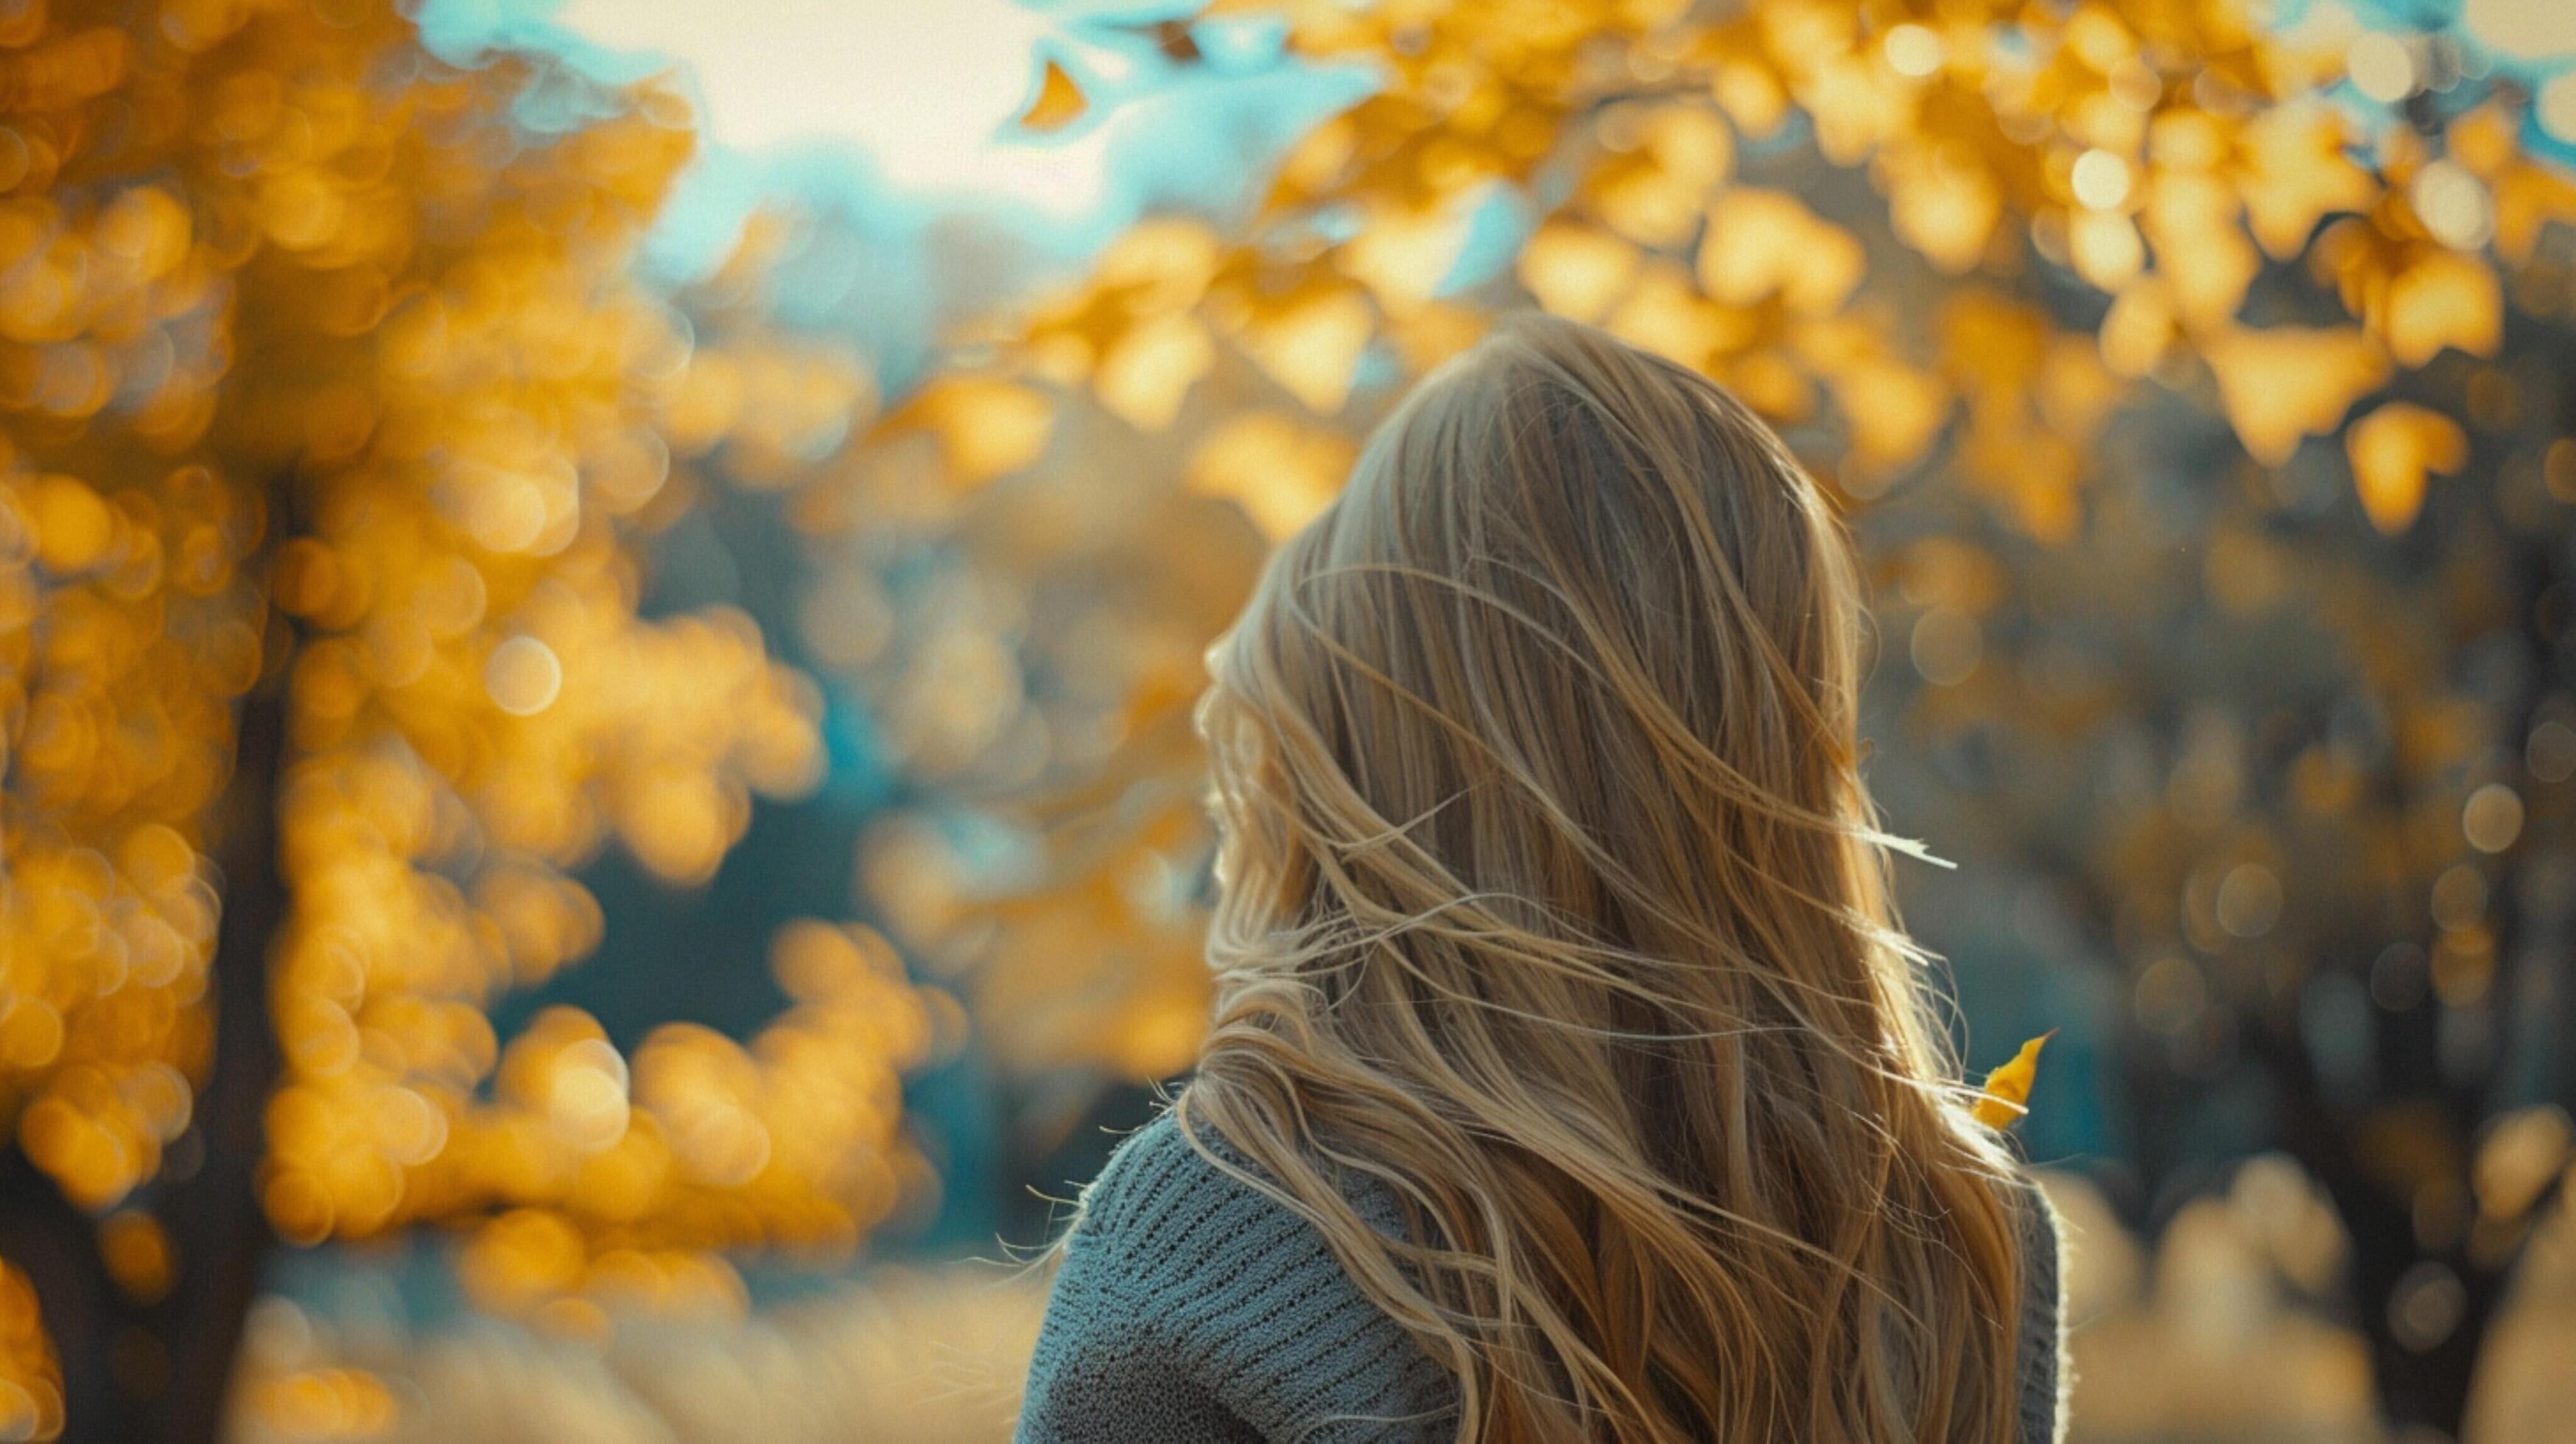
<box><xmin>1015</xmin><ymin>1215</ymin><xmax>1255</xmax><ymax>1443</ymax></box>
<box><xmin>1015</xmin><ymin>1113</ymin><xmax>1457</xmax><ymax>1443</ymax></box>
<box><xmin>2012</xmin><ymin>1174</ymin><xmax>2071</xmax><ymax>1444</ymax></box>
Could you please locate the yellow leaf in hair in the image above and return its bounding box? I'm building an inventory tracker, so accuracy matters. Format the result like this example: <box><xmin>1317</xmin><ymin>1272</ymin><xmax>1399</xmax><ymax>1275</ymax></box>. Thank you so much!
<box><xmin>1972</xmin><ymin>1031</ymin><xmax>2054</xmax><ymax>1129</ymax></box>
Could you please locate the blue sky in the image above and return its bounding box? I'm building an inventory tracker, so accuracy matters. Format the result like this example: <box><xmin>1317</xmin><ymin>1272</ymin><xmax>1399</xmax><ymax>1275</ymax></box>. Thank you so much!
<box><xmin>417</xmin><ymin>0</ymin><xmax>1374</xmax><ymax>316</ymax></box>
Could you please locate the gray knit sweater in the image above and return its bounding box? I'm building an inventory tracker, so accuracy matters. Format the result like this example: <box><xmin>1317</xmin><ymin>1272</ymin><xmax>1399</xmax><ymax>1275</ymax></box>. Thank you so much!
<box><xmin>1017</xmin><ymin>1112</ymin><xmax>2069</xmax><ymax>1442</ymax></box>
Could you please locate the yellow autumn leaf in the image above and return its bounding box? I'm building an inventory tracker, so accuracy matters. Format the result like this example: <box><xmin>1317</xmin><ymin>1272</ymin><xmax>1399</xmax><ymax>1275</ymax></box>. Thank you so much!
<box><xmin>1797</xmin><ymin>318</ymin><xmax>1950</xmax><ymax>470</ymax></box>
<box><xmin>1587</xmin><ymin>104</ymin><xmax>1735</xmax><ymax>248</ymax></box>
<box><xmin>28</xmin><ymin>472</ymin><xmax>116</xmax><ymax>572</ymax></box>
<box><xmin>1229</xmin><ymin>284</ymin><xmax>1374</xmax><ymax>416</ymax></box>
<box><xmin>1884</xmin><ymin>147</ymin><xmax>2003</xmax><ymax>275</ymax></box>
<box><xmin>2485</xmin><ymin>156</ymin><xmax>2576</xmax><ymax>266</ymax></box>
<box><xmin>1833</xmin><ymin>355</ymin><xmax>1948</xmax><ymax>469</ymax></box>
<box><xmin>2142</xmin><ymin>170</ymin><xmax>2259</xmax><ymax>327</ymax></box>
<box><xmin>1802</xmin><ymin>51</ymin><xmax>1902</xmax><ymax>164</ymax></box>
<box><xmin>1095</xmin><ymin>311</ymin><xmax>1214</xmax><ymax>432</ymax></box>
<box><xmin>1017</xmin><ymin>57</ymin><xmax>1087</xmax><ymax>133</ymax></box>
<box><xmin>2007</xmin><ymin>462</ymin><xmax>2083</xmax><ymax>545</ymax></box>
<box><xmin>2201</xmin><ymin>323</ymin><xmax>2388</xmax><ymax>466</ymax></box>
<box><xmin>1188</xmin><ymin>410</ymin><xmax>1355</xmax><ymax>540</ymax></box>
<box><xmin>1940</xmin><ymin>287</ymin><xmax>2049</xmax><ymax>387</ymax></box>
<box><xmin>1724</xmin><ymin>350</ymin><xmax>1814</xmax><ymax>422</ymax></box>
<box><xmin>2097</xmin><ymin>278</ymin><xmax>2176</xmax><ymax>378</ymax></box>
<box><xmin>1383</xmin><ymin>300</ymin><xmax>1488</xmax><ymax>376</ymax></box>
<box><xmin>1341</xmin><ymin>200</ymin><xmax>1473</xmax><ymax>310</ymax></box>
<box><xmin>2345</xmin><ymin>401</ymin><xmax>2466</xmax><ymax>534</ymax></box>
<box><xmin>1604</xmin><ymin>259</ymin><xmax>1757</xmax><ymax>370</ymax></box>
<box><xmin>1713</xmin><ymin>54</ymin><xmax>1792</xmax><ymax>138</ymax></box>
<box><xmin>2446</xmin><ymin>104</ymin><xmax>2520</xmax><ymax>178</ymax></box>
<box><xmin>1266</xmin><ymin>112</ymin><xmax>1358</xmax><ymax>208</ymax></box>
<box><xmin>881</xmin><ymin>375</ymin><xmax>1054</xmax><ymax>487</ymax></box>
<box><xmin>2236</xmin><ymin>106</ymin><xmax>2379</xmax><ymax>258</ymax></box>
<box><xmin>2383</xmin><ymin>249</ymin><xmax>2502</xmax><ymax>368</ymax></box>
<box><xmin>1697</xmin><ymin>189</ymin><xmax>1862</xmax><ymax>315</ymax></box>
<box><xmin>2068</xmin><ymin>210</ymin><xmax>2145</xmax><ymax>291</ymax></box>
<box><xmin>1092</xmin><ymin>217</ymin><xmax>1225</xmax><ymax>310</ymax></box>
<box><xmin>1519</xmin><ymin>220</ymin><xmax>1641</xmax><ymax>323</ymax></box>
<box><xmin>1971</xmin><ymin>1030</ymin><xmax>2055</xmax><ymax>1129</ymax></box>
<box><xmin>2447</xmin><ymin>105</ymin><xmax>2576</xmax><ymax>264</ymax></box>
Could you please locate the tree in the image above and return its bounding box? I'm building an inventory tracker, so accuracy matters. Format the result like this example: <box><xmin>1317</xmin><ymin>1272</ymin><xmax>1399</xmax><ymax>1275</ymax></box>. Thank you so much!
<box><xmin>845</xmin><ymin>1</ymin><xmax>2576</xmax><ymax>1433</ymax></box>
<box><xmin>0</xmin><ymin>6</ymin><xmax>942</xmax><ymax>1439</ymax></box>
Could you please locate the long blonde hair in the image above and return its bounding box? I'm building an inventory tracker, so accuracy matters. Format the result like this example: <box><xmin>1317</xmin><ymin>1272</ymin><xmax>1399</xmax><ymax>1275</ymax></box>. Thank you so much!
<box><xmin>1179</xmin><ymin>313</ymin><xmax>2026</xmax><ymax>1440</ymax></box>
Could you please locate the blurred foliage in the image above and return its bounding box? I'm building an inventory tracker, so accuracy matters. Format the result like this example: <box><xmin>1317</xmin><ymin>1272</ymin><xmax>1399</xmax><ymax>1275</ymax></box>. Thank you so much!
<box><xmin>1</xmin><ymin>0</ymin><xmax>2572</xmax><ymax>1438</ymax></box>
<box><xmin>833</xmin><ymin>0</ymin><xmax>2576</xmax><ymax>1433</ymax></box>
<box><xmin>870</xmin><ymin>0</ymin><xmax>2574</xmax><ymax>1070</ymax></box>
<box><xmin>0</xmin><ymin>1</ymin><xmax>952</xmax><ymax>1434</ymax></box>
<box><xmin>0</xmin><ymin>1259</ymin><xmax>59</xmax><ymax>1442</ymax></box>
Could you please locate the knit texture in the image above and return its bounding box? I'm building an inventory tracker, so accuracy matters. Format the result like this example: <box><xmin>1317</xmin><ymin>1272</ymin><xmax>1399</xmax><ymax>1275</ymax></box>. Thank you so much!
<box><xmin>1017</xmin><ymin>1112</ymin><xmax>2069</xmax><ymax>1442</ymax></box>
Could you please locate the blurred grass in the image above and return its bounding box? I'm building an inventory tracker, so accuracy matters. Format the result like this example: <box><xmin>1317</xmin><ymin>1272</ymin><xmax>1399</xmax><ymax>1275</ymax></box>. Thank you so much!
<box><xmin>225</xmin><ymin>1265</ymin><xmax>1045</xmax><ymax>1443</ymax></box>
<box><xmin>226</xmin><ymin>1167</ymin><xmax>2576</xmax><ymax>1443</ymax></box>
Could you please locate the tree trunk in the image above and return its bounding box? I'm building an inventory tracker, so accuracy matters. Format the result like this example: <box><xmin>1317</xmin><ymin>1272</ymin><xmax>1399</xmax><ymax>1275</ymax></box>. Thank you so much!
<box><xmin>2323</xmin><ymin>1169</ymin><xmax>2506</xmax><ymax>1440</ymax></box>
<box><xmin>148</xmin><ymin>633</ymin><xmax>290</xmax><ymax>1442</ymax></box>
<box><xmin>0</xmin><ymin>1146</ymin><xmax>124</xmax><ymax>1437</ymax></box>
<box><xmin>0</xmin><ymin>605</ymin><xmax>292</xmax><ymax>1443</ymax></box>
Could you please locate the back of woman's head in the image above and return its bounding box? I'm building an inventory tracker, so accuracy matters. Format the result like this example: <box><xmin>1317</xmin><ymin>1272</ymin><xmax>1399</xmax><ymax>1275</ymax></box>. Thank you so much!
<box><xmin>1185</xmin><ymin>312</ymin><xmax>2024</xmax><ymax>1441</ymax></box>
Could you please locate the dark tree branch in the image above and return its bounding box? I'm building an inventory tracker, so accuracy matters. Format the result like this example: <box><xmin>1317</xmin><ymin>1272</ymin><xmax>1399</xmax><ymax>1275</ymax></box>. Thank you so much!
<box><xmin>145</xmin><ymin>615</ymin><xmax>291</xmax><ymax>1442</ymax></box>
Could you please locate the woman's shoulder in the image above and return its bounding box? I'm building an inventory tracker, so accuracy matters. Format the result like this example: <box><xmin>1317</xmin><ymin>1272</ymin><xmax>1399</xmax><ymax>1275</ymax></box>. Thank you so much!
<box><xmin>2002</xmin><ymin>1166</ymin><xmax>2066</xmax><ymax>1322</ymax></box>
<box><xmin>1060</xmin><ymin>1110</ymin><xmax>1408</xmax><ymax>1280</ymax></box>
<box><xmin>2002</xmin><ymin>1167</ymin><xmax>2071</xmax><ymax>1444</ymax></box>
<box><xmin>1031</xmin><ymin>1110</ymin><xmax>1457</xmax><ymax>1440</ymax></box>
<box><xmin>1091</xmin><ymin>1104</ymin><xmax>1423</xmax><ymax>1219</ymax></box>
<box><xmin>2003</xmin><ymin>1167</ymin><xmax>2063</xmax><ymax>1263</ymax></box>
<box><xmin>1070</xmin><ymin>1110</ymin><xmax>1224</xmax><ymax>1205</ymax></box>
<box><xmin>1061</xmin><ymin>1110</ymin><xmax>1268</xmax><ymax>1253</ymax></box>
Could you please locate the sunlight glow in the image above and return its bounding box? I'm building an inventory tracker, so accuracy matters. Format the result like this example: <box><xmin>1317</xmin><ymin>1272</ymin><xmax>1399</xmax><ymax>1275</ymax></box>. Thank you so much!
<box><xmin>554</xmin><ymin>0</ymin><xmax>1115</xmax><ymax>214</ymax></box>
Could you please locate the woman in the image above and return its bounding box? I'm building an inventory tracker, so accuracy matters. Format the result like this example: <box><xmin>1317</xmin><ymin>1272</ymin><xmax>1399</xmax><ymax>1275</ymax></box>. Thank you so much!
<box><xmin>1017</xmin><ymin>315</ymin><xmax>2067</xmax><ymax>1442</ymax></box>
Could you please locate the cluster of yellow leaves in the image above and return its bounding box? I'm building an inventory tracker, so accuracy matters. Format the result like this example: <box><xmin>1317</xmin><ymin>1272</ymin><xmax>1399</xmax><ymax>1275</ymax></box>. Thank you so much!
<box><xmin>829</xmin><ymin>536</ymin><xmax>1260</xmax><ymax>1083</ymax></box>
<box><xmin>1296</xmin><ymin>0</ymin><xmax>2563</xmax><ymax>510</ymax></box>
<box><xmin>1</xmin><ymin>5</ymin><xmax>273</xmax><ymax>1213</ymax></box>
<box><xmin>885</xmin><ymin>0</ymin><xmax>2568</xmax><ymax>1079</ymax></box>
<box><xmin>285</xmin><ymin>920</ymin><xmax>952</xmax><ymax>1322</ymax></box>
<box><xmin>1940</xmin><ymin>290</ymin><xmax>2123</xmax><ymax>539</ymax></box>
<box><xmin>2</xmin><ymin>0</ymin><xmax>939</xmax><ymax>1330</ymax></box>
